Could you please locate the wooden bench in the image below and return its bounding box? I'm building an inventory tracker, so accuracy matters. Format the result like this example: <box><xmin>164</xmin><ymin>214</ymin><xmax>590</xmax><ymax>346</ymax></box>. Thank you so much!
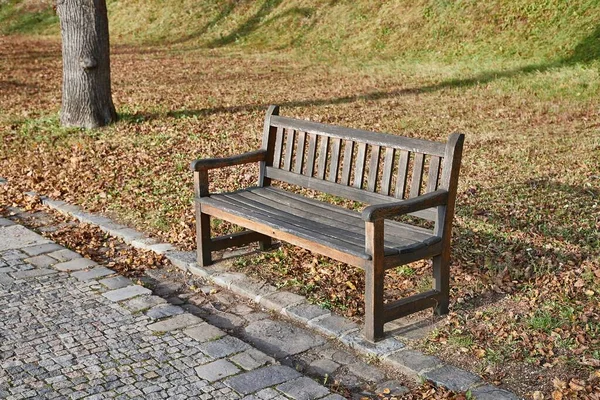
<box><xmin>191</xmin><ymin>105</ymin><xmax>465</xmax><ymax>342</ymax></box>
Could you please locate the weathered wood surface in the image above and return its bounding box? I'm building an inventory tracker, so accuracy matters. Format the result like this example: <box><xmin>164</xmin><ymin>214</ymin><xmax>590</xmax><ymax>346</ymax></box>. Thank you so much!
<box><xmin>191</xmin><ymin>105</ymin><xmax>465</xmax><ymax>342</ymax></box>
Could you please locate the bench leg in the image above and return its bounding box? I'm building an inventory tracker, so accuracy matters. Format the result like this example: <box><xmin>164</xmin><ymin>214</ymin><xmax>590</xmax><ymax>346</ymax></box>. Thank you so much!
<box><xmin>432</xmin><ymin>255</ymin><xmax>449</xmax><ymax>315</ymax></box>
<box><xmin>258</xmin><ymin>236</ymin><xmax>273</xmax><ymax>251</ymax></box>
<box><xmin>364</xmin><ymin>220</ymin><xmax>385</xmax><ymax>342</ymax></box>
<box><xmin>196</xmin><ymin>204</ymin><xmax>212</xmax><ymax>267</ymax></box>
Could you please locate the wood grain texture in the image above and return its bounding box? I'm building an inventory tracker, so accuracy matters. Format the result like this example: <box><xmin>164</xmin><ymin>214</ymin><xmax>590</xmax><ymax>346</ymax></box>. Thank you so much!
<box><xmin>367</xmin><ymin>145</ymin><xmax>381</xmax><ymax>192</ymax></box>
<box><xmin>317</xmin><ymin>135</ymin><xmax>330</xmax><ymax>179</ymax></box>
<box><xmin>354</xmin><ymin>142</ymin><xmax>367</xmax><ymax>189</ymax></box>
<box><xmin>380</xmin><ymin>147</ymin><xmax>395</xmax><ymax>195</ymax></box>
<box><xmin>410</xmin><ymin>152</ymin><xmax>425</xmax><ymax>198</ymax></box>
<box><xmin>270</xmin><ymin>115</ymin><xmax>446</xmax><ymax>156</ymax></box>
<box><xmin>395</xmin><ymin>150</ymin><xmax>410</xmax><ymax>199</ymax></box>
<box><xmin>294</xmin><ymin>131</ymin><xmax>306</xmax><ymax>174</ymax></box>
<box><xmin>192</xmin><ymin>107</ymin><xmax>466</xmax><ymax>341</ymax></box>
<box><xmin>341</xmin><ymin>140</ymin><xmax>354</xmax><ymax>185</ymax></box>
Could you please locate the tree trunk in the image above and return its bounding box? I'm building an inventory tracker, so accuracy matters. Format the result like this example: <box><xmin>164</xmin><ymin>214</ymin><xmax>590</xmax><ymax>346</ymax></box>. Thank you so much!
<box><xmin>56</xmin><ymin>0</ymin><xmax>117</xmax><ymax>129</ymax></box>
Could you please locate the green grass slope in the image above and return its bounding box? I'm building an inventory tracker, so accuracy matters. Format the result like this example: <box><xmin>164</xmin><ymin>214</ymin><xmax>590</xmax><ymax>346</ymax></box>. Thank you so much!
<box><xmin>3</xmin><ymin>0</ymin><xmax>599</xmax><ymax>67</ymax></box>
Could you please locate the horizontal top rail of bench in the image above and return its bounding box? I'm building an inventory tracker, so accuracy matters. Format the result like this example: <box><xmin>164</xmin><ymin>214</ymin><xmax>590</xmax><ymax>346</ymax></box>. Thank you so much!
<box><xmin>270</xmin><ymin>115</ymin><xmax>447</xmax><ymax>157</ymax></box>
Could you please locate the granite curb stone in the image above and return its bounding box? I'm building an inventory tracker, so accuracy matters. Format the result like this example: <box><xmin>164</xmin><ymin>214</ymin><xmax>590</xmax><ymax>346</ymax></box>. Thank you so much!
<box><xmin>308</xmin><ymin>314</ymin><xmax>359</xmax><ymax>337</ymax></box>
<box><xmin>183</xmin><ymin>323</ymin><xmax>226</xmax><ymax>343</ymax></box>
<box><xmin>102</xmin><ymin>285</ymin><xmax>152</xmax><ymax>302</ymax></box>
<box><xmin>10</xmin><ymin>268</ymin><xmax>58</xmax><ymax>279</ymax></box>
<box><xmin>21</xmin><ymin>243</ymin><xmax>65</xmax><ymax>256</ymax></box>
<box><xmin>53</xmin><ymin>258</ymin><xmax>97</xmax><ymax>272</ymax></box>
<box><xmin>228</xmin><ymin>276</ymin><xmax>277</xmax><ymax>302</ymax></box>
<box><xmin>422</xmin><ymin>364</ymin><xmax>481</xmax><ymax>392</ymax></box>
<box><xmin>470</xmin><ymin>385</ymin><xmax>522</xmax><ymax>400</ymax></box>
<box><xmin>36</xmin><ymin>194</ymin><xmax>520</xmax><ymax>399</ymax></box>
<box><xmin>71</xmin><ymin>267</ymin><xmax>114</xmax><ymax>281</ymax></box>
<box><xmin>195</xmin><ymin>359</ymin><xmax>240</xmax><ymax>382</ymax></box>
<box><xmin>147</xmin><ymin>313</ymin><xmax>203</xmax><ymax>332</ymax></box>
<box><xmin>24</xmin><ymin>254</ymin><xmax>56</xmax><ymax>268</ymax></box>
<box><xmin>384</xmin><ymin>349</ymin><xmax>443</xmax><ymax>379</ymax></box>
<box><xmin>259</xmin><ymin>291</ymin><xmax>305</xmax><ymax>312</ymax></box>
<box><xmin>223</xmin><ymin>365</ymin><xmax>302</xmax><ymax>395</ymax></box>
<box><xmin>98</xmin><ymin>275</ymin><xmax>133</xmax><ymax>290</ymax></box>
<box><xmin>276</xmin><ymin>377</ymin><xmax>330</xmax><ymax>400</ymax></box>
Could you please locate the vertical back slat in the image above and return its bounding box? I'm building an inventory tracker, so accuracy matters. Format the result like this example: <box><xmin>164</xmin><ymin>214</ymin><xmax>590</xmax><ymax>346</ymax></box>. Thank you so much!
<box><xmin>341</xmin><ymin>140</ymin><xmax>354</xmax><ymax>185</ymax></box>
<box><xmin>283</xmin><ymin>129</ymin><xmax>296</xmax><ymax>171</ymax></box>
<box><xmin>317</xmin><ymin>136</ymin><xmax>330</xmax><ymax>179</ymax></box>
<box><xmin>328</xmin><ymin>138</ymin><xmax>342</xmax><ymax>182</ymax></box>
<box><xmin>272</xmin><ymin>127</ymin><xmax>284</xmax><ymax>168</ymax></box>
<box><xmin>380</xmin><ymin>147</ymin><xmax>395</xmax><ymax>195</ymax></box>
<box><xmin>395</xmin><ymin>150</ymin><xmax>410</xmax><ymax>199</ymax></box>
<box><xmin>294</xmin><ymin>131</ymin><xmax>306</xmax><ymax>174</ymax></box>
<box><xmin>367</xmin><ymin>145</ymin><xmax>381</xmax><ymax>192</ymax></box>
<box><xmin>354</xmin><ymin>142</ymin><xmax>367</xmax><ymax>189</ymax></box>
<box><xmin>410</xmin><ymin>152</ymin><xmax>425</xmax><ymax>198</ymax></box>
<box><xmin>426</xmin><ymin>156</ymin><xmax>441</xmax><ymax>193</ymax></box>
<box><xmin>305</xmin><ymin>133</ymin><xmax>317</xmax><ymax>177</ymax></box>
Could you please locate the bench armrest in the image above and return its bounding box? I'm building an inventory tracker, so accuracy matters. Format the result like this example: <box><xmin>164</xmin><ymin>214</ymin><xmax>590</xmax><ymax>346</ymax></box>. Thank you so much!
<box><xmin>362</xmin><ymin>189</ymin><xmax>449</xmax><ymax>222</ymax></box>
<box><xmin>190</xmin><ymin>150</ymin><xmax>267</xmax><ymax>171</ymax></box>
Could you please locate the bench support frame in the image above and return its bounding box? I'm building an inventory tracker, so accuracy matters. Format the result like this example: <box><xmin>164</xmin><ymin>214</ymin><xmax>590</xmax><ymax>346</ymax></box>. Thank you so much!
<box><xmin>191</xmin><ymin>106</ymin><xmax>464</xmax><ymax>342</ymax></box>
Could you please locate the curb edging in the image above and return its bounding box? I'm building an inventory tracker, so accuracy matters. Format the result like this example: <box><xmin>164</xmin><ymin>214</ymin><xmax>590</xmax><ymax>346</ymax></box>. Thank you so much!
<box><xmin>24</xmin><ymin>190</ymin><xmax>520</xmax><ymax>399</ymax></box>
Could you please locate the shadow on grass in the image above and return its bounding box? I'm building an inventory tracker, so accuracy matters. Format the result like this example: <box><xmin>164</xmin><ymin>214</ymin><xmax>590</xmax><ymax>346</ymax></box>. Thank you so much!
<box><xmin>455</xmin><ymin>178</ymin><xmax>598</xmax><ymax>283</ymax></box>
<box><xmin>132</xmin><ymin>24</ymin><xmax>599</xmax><ymax>122</ymax></box>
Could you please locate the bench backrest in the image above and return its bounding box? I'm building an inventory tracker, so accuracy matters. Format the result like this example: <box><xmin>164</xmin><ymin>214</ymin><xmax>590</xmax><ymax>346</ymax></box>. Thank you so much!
<box><xmin>259</xmin><ymin>105</ymin><xmax>464</xmax><ymax>222</ymax></box>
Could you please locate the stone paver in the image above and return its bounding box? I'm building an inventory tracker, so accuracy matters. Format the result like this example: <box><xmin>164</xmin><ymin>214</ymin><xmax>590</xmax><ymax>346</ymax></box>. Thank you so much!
<box><xmin>471</xmin><ymin>385</ymin><xmax>521</xmax><ymax>400</ymax></box>
<box><xmin>102</xmin><ymin>284</ymin><xmax>152</xmax><ymax>302</ymax></box>
<box><xmin>199</xmin><ymin>336</ymin><xmax>250</xmax><ymax>359</ymax></box>
<box><xmin>309</xmin><ymin>314</ymin><xmax>359</xmax><ymax>337</ymax></box>
<box><xmin>258</xmin><ymin>291</ymin><xmax>305</xmax><ymax>312</ymax></box>
<box><xmin>196</xmin><ymin>359</ymin><xmax>241</xmax><ymax>382</ymax></box>
<box><xmin>9</xmin><ymin>268</ymin><xmax>58</xmax><ymax>280</ymax></box>
<box><xmin>224</xmin><ymin>365</ymin><xmax>302</xmax><ymax>395</ymax></box>
<box><xmin>0</xmin><ymin>225</ymin><xmax>52</xmax><ymax>251</ymax></box>
<box><xmin>21</xmin><ymin>243</ymin><xmax>64</xmax><ymax>256</ymax></box>
<box><xmin>422</xmin><ymin>364</ymin><xmax>481</xmax><ymax>392</ymax></box>
<box><xmin>3</xmin><ymin>208</ymin><xmax>519</xmax><ymax>400</ymax></box>
<box><xmin>99</xmin><ymin>275</ymin><xmax>133</xmax><ymax>289</ymax></box>
<box><xmin>0</xmin><ymin>240</ymin><xmax>243</xmax><ymax>399</ymax></box>
<box><xmin>146</xmin><ymin>304</ymin><xmax>185</xmax><ymax>319</ymax></box>
<box><xmin>70</xmin><ymin>267</ymin><xmax>114</xmax><ymax>281</ymax></box>
<box><xmin>385</xmin><ymin>348</ymin><xmax>442</xmax><ymax>377</ymax></box>
<box><xmin>284</xmin><ymin>303</ymin><xmax>330</xmax><ymax>323</ymax></box>
<box><xmin>243</xmin><ymin>320</ymin><xmax>325</xmax><ymax>358</ymax></box>
<box><xmin>0</xmin><ymin>217</ymin><xmax>14</xmax><ymax>227</ymax></box>
<box><xmin>23</xmin><ymin>254</ymin><xmax>56</xmax><ymax>268</ymax></box>
<box><xmin>276</xmin><ymin>377</ymin><xmax>330</xmax><ymax>400</ymax></box>
<box><xmin>47</xmin><ymin>248</ymin><xmax>81</xmax><ymax>262</ymax></box>
<box><xmin>147</xmin><ymin>313</ymin><xmax>203</xmax><ymax>332</ymax></box>
<box><xmin>184</xmin><ymin>323</ymin><xmax>226</xmax><ymax>343</ymax></box>
<box><xmin>53</xmin><ymin>258</ymin><xmax>97</xmax><ymax>272</ymax></box>
<box><xmin>229</xmin><ymin>349</ymin><xmax>275</xmax><ymax>371</ymax></box>
<box><xmin>122</xmin><ymin>294</ymin><xmax>166</xmax><ymax>312</ymax></box>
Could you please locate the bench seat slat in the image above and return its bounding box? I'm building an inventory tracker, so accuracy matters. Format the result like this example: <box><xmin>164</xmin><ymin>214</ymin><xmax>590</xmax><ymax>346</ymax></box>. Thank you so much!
<box><xmin>201</xmin><ymin>195</ymin><xmax>370</xmax><ymax>260</ymax></box>
<box><xmin>258</xmin><ymin>187</ymin><xmax>436</xmax><ymax>241</ymax></box>
<box><xmin>200</xmin><ymin>187</ymin><xmax>441</xmax><ymax>259</ymax></box>
<box><xmin>229</xmin><ymin>192</ymin><xmax>399</xmax><ymax>256</ymax></box>
<box><xmin>238</xmin><ymin>190</ymin><xmax>410</xmax><ymax>252</ymax></box>
<box><xmin>264</xmin><ymin>167</ymin><xmax>437</xmax><ymax>221</ymax></box>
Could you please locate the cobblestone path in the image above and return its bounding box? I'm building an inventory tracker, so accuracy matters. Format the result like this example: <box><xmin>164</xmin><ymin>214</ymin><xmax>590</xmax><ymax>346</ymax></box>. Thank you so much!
<box><xmin>0</xmin><ymin>221</ymin><xmax>339</xmax><ymax>400</ymax></box>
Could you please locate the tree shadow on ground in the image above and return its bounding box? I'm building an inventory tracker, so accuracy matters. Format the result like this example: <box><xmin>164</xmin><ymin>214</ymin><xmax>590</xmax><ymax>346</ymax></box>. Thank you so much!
<box><xmin>125</xmin><ymin>24</ymin><xmax>599</xmax><ymax>123</ymax></box>
<box><xmin>386</xmin><ymin>178</ymin><xmax>599</xmax><ymax>338</ymax></box>
<box><xmin>206</xmin><ymin>0</ymin><xmax>313</xmax><ymax>48</ymax></box>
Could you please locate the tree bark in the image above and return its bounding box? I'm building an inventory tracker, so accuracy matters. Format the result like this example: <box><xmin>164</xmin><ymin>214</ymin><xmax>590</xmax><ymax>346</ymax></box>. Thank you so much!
<box><xmin>56</xmin><ymin>0</ymin><xmax>117</xmax><ymax>129</ymax></box>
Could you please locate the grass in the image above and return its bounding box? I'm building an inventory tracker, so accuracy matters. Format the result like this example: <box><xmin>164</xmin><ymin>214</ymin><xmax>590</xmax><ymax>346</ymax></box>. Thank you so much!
<box><xmin>1</xmin><ymin>1</ymin><xmax>600</xmax><ymax>397</ymax></box>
